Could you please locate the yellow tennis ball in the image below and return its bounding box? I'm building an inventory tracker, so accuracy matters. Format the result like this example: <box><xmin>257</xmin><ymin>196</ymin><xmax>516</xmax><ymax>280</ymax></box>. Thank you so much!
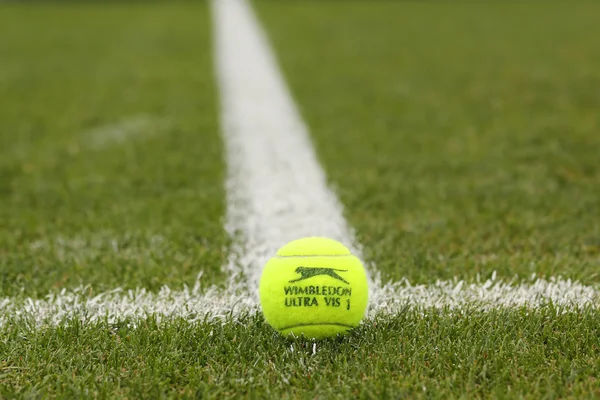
<box><xmin>259</xmin><ymin>237</ymin><xmax>369</xmax><ymax>339</ymax></box>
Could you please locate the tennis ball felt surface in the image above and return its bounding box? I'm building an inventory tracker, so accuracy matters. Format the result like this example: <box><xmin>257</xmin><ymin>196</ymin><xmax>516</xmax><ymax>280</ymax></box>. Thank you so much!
<box><xmin>259</xmin><ymin>237</ymin><xmax>369</xmax><ymax>339</ymax></box>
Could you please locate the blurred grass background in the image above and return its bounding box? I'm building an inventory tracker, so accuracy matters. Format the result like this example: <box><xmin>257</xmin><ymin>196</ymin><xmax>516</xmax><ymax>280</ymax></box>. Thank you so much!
<box><xmin>256</xmin><ymin>0</ymin><xmax>600</xmax><ymax>284</ymax></box>
<box><xmin>0</xmin><ymin>2</ymin><xmax>228</xmax><ymax>296</ymax></box>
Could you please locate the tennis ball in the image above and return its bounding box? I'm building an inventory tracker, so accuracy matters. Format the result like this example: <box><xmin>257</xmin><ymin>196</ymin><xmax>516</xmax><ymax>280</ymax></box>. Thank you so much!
<box><xmin>259</xmin><ymin>237</ymin><xmax>368</xmax><ymax>339</ymax></box>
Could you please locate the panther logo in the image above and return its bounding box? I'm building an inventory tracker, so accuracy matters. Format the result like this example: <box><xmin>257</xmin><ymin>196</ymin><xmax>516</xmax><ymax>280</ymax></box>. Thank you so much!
<box><xmin>289</xmin><ymin>267</ymin><xmax>349</xmax><ymax>284</ymax></box>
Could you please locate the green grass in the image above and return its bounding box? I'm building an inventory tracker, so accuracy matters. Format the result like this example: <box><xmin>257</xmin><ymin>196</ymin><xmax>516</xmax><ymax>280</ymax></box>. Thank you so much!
<box><xmin>2</xmin><ymin>0</ymin><xmax>600</xmax><ymax>398</ymax></box>
<box><xmin>0</xmin><ymin>2</ymin><xmax>227</xmax><ymax>297</ymax></box>
<box><xmin>1</xmin><ymin>308</ymin><xmax>600</xmax><ymax>398</ymax></box>
<box><xmin>256</xmin><ymin>0</ymin><xmax>600</xmax><ymax>285</ymax></box>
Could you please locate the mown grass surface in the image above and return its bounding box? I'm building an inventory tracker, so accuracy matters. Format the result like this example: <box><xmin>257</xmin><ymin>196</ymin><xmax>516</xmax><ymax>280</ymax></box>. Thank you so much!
<box><xmin>1</xmin><ymin>308</ymin><xmax>600</xmax><ymax>398</ymax></box>
<box><xmin>0</xmin><ymin>2</ymin><xmax>227</xmax><ymax>297</ymax></box>
<box><xmin>2</xmin><ymin>1</ymin><xmax>600</xmax><ymax>398</ymax></box>
<box><xmin>256</xmin><ymin>0</ymin><xmax>600</xmax><ymax>285</ymax></box>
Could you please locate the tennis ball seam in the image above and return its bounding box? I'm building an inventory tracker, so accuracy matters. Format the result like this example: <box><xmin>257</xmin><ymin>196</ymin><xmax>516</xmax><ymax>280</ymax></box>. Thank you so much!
<box><xmin>279</xmin><ymin>322</ymin><xmax>356</xmax><ymax>330</ymax></box>
<box><xmin>273</xmin><ymin>254</ymin><xmax>355</xmax><ymax>259</ymax></box>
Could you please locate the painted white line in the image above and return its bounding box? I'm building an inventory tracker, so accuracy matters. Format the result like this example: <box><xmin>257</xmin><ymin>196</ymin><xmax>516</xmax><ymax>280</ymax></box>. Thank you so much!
<box><xmin>372</xmin><ymin>274</ymin><xmax>600</xmax><ymax>313</ymax></box>
<box><xmin>213</xmin><ymin>0</ymin><xmax>372</xmax><ymax>292</ymax></box>
<box><xmin>1</xmin><ymin>276</ymin><xmax>598</xmax><ymax>327</ymax></box>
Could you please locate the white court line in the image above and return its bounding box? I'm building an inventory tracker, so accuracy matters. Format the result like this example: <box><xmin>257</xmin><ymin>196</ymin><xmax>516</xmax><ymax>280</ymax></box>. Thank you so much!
<box><xmin>1</xmin><ymin>0</ymin><xmax>599</xmax><ymax>327</ymax></box>
<box><xmin>213</xmin><ymin>0</ymin><xmax>373</xmax><ymax>292</ymax></box>
<box><xmin>1</xmin><ymin>276</ymin><xmax>598</xmax><ymax>327</ymax></box>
